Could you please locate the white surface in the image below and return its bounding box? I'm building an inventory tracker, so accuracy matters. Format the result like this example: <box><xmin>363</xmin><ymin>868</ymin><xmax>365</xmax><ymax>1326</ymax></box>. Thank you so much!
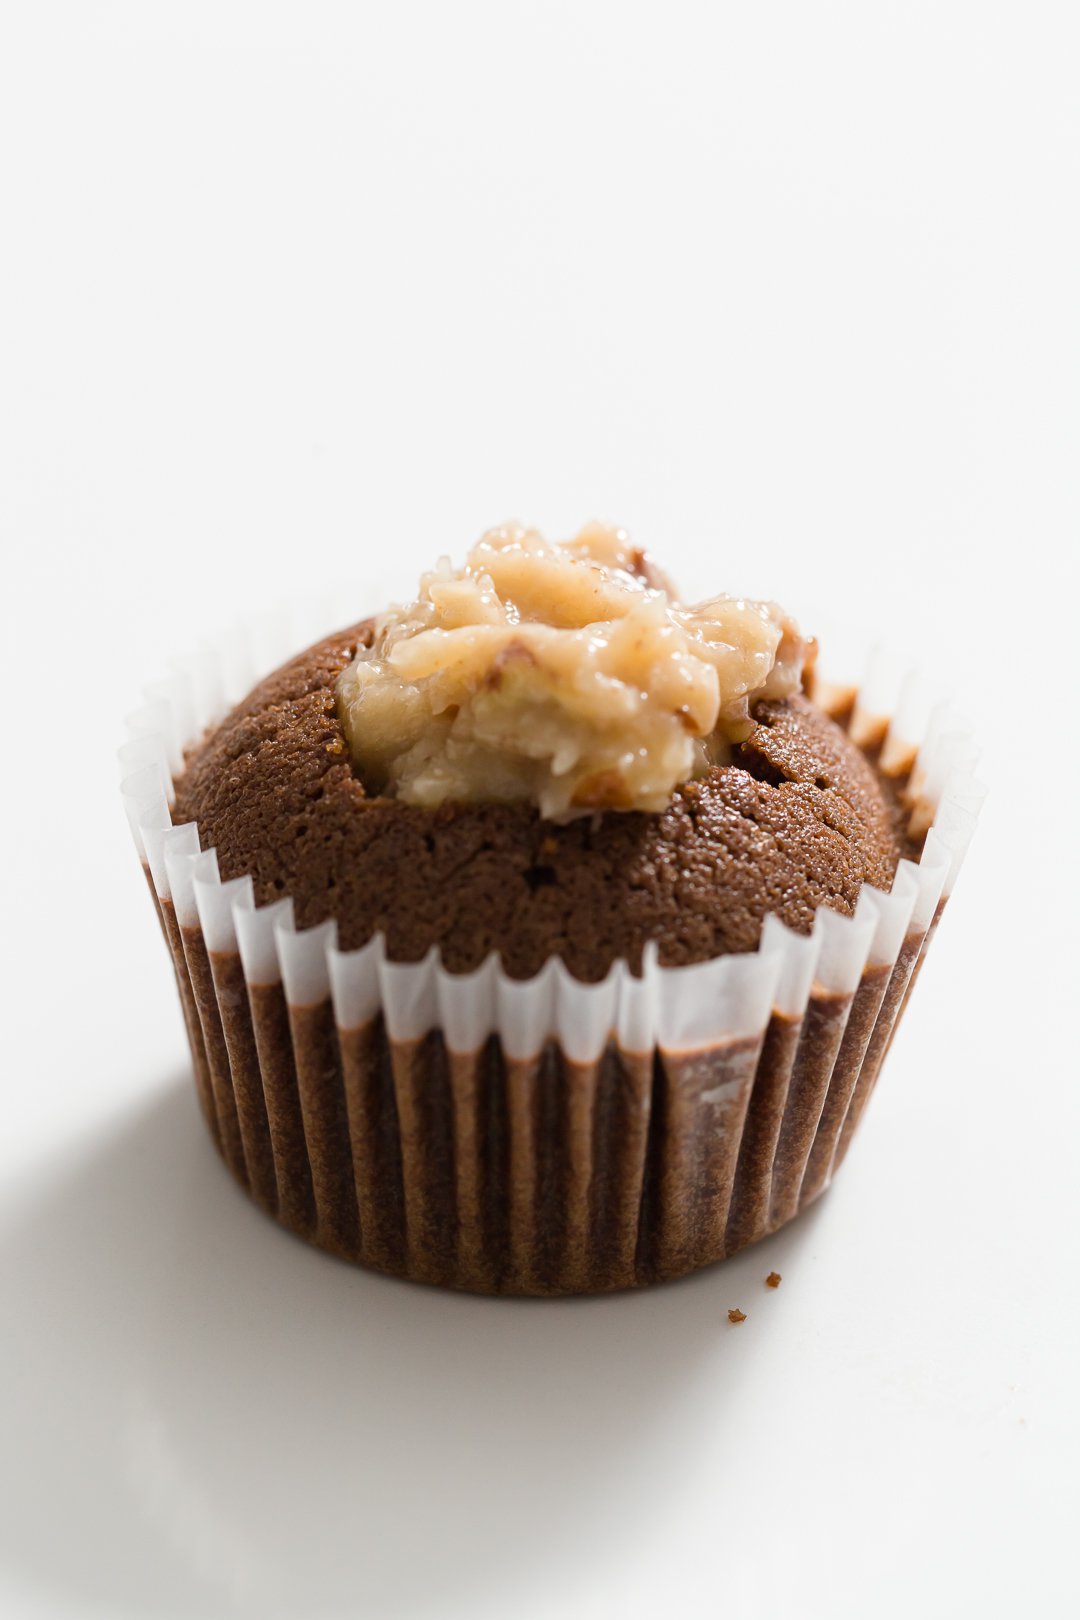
<box><xmin>1</xmin><ymin>4</ymin><xmax>1078</xmax><ymax>1618</ymax></box>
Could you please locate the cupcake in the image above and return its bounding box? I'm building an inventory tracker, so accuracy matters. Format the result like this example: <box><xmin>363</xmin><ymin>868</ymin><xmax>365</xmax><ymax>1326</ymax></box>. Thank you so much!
<box><xmin>121</xmin><ymin>523</ymin><xmax>980</xmax><ymax>1294</ymax></box>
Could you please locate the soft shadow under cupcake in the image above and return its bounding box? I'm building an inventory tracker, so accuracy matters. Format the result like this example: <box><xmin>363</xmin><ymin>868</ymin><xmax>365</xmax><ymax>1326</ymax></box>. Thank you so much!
<box><xmin>0</xmin><ymin>1079</ymin><xmax>826</xmax><ymax>1620</ymax></box>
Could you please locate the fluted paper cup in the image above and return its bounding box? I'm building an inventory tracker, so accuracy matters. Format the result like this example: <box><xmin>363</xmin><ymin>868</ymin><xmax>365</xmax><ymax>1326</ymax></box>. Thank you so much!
<box><xmin>120</xmin><ymin>622</ymin><xmax>981</xmax><ymax>1295</ymax></box>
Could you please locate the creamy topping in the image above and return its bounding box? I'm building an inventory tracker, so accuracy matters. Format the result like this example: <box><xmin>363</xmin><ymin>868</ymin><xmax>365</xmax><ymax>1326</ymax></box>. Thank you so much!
<box><xmin>337</xmin><ymin>523</ymin><xmax>811</xmax><ymax>820</ymax></box>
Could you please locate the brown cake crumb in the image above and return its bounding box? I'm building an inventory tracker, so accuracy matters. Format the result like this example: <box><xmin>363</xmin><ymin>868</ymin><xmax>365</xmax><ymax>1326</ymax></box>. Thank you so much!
<box><xmin>765</xmin><ymin>1272</ymin><xmax>782</xmax><ymax>1288</ymax></box>
<box><xmin>728</xmin><ymin>1308</ymin><xmax>747</xmax><ymax>1324</ymax></box>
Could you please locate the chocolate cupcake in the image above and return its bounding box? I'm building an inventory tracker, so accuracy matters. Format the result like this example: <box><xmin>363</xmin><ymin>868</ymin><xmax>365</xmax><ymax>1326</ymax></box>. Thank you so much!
<box><xmin>121</xmin><ymin>524</ymin><xmax>981</xmax><ymax>1294</ymax></box>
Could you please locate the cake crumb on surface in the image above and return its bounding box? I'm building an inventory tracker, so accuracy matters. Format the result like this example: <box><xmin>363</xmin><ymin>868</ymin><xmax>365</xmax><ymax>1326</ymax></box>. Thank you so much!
<box><xmin>765</xmin><ymin>1271</ymin><xmax>781</xmax><ymax>1288</ymax></box>
<box><xmin>728</xmin><ymin>1308</ymin><xmax>747</xmax><ymax>1324</ymax></box>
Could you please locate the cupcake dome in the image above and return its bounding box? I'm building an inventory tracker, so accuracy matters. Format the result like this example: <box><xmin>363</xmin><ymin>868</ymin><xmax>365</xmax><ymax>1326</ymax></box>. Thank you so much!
<box><xmin>174</xmin><ymin>623</ymin><xmax>916</xmax><ymax>981</ymax></box>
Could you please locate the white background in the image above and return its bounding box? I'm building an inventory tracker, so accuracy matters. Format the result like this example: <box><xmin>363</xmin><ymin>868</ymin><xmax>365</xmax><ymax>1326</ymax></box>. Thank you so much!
<box><xmin>1</xmin><ymin>4</ymin><xmax>1078</xmax><ymax>1617</ymax></box>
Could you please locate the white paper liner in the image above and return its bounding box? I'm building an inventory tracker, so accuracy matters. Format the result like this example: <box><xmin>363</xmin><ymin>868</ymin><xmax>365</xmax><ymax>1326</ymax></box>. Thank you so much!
<box><xmin>121</xmin><ymin>625</ymin><xmax>982</xmax><ymax>1064</ymax></box>
<box><xmin>120</xmin><ymin>615</ymin><xmax>985</xmax><ymax>1293</ymax></box>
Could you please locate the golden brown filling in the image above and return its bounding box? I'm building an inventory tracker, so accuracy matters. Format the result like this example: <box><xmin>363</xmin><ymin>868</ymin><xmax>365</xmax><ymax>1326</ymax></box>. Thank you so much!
<box><xmin>337</xmin><ymin>523</ymin><xmax>811</xmax><ymax>820</ymax></box>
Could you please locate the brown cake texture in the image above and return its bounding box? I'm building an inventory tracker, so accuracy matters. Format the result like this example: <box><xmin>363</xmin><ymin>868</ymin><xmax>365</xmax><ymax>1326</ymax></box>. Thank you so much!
<box><xmin>172</xmin><ymin>622</ymin><xmax>915</xmax><ymax>981</ymax></box>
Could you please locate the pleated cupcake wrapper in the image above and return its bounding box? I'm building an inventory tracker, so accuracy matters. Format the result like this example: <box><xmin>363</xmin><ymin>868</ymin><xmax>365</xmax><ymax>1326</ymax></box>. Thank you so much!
<box><xmin>121</xmin><ymin>626</ymin><xmax>983</xmax><ymax>1294</ymax></box>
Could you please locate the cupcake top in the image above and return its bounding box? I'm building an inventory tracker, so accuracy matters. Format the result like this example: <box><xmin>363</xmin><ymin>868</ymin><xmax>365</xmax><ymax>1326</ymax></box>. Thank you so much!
<box><xmin>174</xmin><ymin>525</ymin><xmax>915</xmax><ymax>981</ymax></box>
